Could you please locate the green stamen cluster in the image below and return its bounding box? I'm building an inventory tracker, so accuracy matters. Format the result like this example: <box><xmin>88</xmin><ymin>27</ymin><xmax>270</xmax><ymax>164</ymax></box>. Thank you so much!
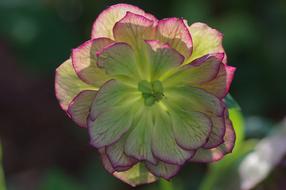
<box><xmin>138</xmin><ymin>80</ymin><xmax>164</xmax><ymax>106</ymax></box>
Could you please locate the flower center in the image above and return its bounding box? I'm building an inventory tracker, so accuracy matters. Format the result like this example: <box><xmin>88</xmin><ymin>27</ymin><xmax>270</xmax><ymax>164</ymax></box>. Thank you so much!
<box><xmin>138</xmin><ymin>80</ymin><xmax>164</xmax><ymax>106</ymax></box>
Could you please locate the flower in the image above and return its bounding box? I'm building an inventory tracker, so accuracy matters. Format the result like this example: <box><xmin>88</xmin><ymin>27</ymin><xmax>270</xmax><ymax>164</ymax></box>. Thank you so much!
<box><xmin>55</xmin><ymin>3</ymin><xmax>236</xmax><ymax>186</ymax></box>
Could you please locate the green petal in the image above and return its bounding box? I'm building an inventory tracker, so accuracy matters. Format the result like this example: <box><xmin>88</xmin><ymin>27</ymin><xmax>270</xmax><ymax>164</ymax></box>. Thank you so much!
<box><xmin>88</xmin><ymin>107</ymin><xmax>133</xmax><ymax>148</ymax></box>
<box><xmin>100</xmin><ymin>148</ymin><xmax>157</xmax><ymax>186</ymax></box>
<box><xmin>162</xmin><ymin>54</ymin><xmax>222</xmax><ymax>87</ymax></box>
<box><xmin>171</xmin><ymin>110</ymin><xmax>211</xmax><ymax>150</ymax></box>
<box><xmin>151</xmin><ymin>108</ymin><xmax>194</xmax><ymax>165</ymax></box>
<box><xmin>199</xmin><ymin>64</ymin><xmax>236</xmax><ymax>98</ymax></box>
<box><xmin>165</xmin><ymin>86</ymin><xmax>224</xmax><ymax>116</ymax></box>
<box><xmin>145</xmin><ymin>40</ymin><xmax>184</xmax><ymax>81</ymax></box>
<box><xmin>67</xmin><ymin>90</ymin><xmax>97</xmax><ymax>128</ymax></box>
<box><xmin>203</xmin><ymin>115</ymin><xmax>226</xmax><ymax>149</ymax></box>
<box><xmin>88</xmin><ymin>80</ymin><xmax>140</xmax><ymax>148</ymax></box>
<box><xmin>156</xmin><ymin>18</ymin><xmax>193</xmax><ymax>58</ymax></box>
<box><xmin>113</xmin><ymin>12</ymin><xmax>155</xmax><ymax>50</ymax></box>
<box><xmin>72</xmin><ymin>38</ymin><xmax>113</xmax><ymax>85</ymax></box>
<box><xmin>106</xmin><ymin>134</ymin><xmax>137</xmax><ymax>169</ymax></box>
<box><xmin>97</xmin><ymin>43</ymin><xmax>140</xmax><ymax>83</ymax></box>
<box><xmin>190</xmin><ymin>113</ymin><xmax>236</xmax><ymax>162</ymax></box>
<box><xmin>186</xmin><ymin>22</ymin><xmax>227</xmax><ymax>64</ymax></box>
<box><xmin>89</xmin><ymin>80</ymin><xmax>139</xmax><ymax>119</ymax></box>
<box><xmin>145</xmin><ymin>161</ymin><xmax>180</xmax><ymax>180</ymax></box>
<box><xmin>125</xmin><ymin>111</ymin><xmax>157</xmax><ymax>164</ymax></box>
<box><xmin>55</xmin><ymin>59</ymin><xmax>96</xmax><ymax>111</ymax></box>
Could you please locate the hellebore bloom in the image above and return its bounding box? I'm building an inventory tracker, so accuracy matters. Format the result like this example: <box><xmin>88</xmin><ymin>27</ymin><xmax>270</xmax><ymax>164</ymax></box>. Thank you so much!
<box><xmin>55</xmin><ymin>3</ymin><xmax>236</xmax><ymax>186</ymax></box>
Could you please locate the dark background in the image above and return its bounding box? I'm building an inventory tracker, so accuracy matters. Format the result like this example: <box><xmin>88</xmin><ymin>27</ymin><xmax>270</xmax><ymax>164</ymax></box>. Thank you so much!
<box><xmin>0</xmin><ymin>0</ymin><xmax>286</xmax><ymax>189</ymax></box>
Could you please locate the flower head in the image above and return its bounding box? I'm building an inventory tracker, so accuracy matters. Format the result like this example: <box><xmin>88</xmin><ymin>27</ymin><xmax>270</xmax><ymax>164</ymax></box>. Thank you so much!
<box><xmin>55</xmin><ymin>3</ymin><xmax>236</xmax><ymax>186</ymax></box>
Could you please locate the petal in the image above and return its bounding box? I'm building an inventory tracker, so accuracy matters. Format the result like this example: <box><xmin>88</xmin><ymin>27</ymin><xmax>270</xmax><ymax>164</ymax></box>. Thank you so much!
<box><xmin>165</xmin><ymin>86</ymin><xmax>224</xmax><ymax>117</ymax></box>
<box><xmin>55</xmin><ymin>59</ymin><xmax>96</xmax><ymax>111</ymax></box>
<box><xmin>165</xmin><ymin>86</ymin><xmax>226</xmax><ymax>148</ymax></box>
<box><xmin>145</xmin><ymin>161</ymin><xmax>180</xmax><ymax>180</ymax></box>
<box><xmin>190</xmin><ymin>112</ymin><xmax>236</xmax><ymax>162</ymax></box>
<box><xmin>72</xmin><ymin>38</ymin><xmax>113</xmax><ymax>85</ymax></box>
<box><xmin>100</xmin><ymin>149</ymin><xmax>157</xmax><ymax>186</ymax></box>
<box><xmin>97</xmin><ymin>42</ymin><xmax>140</xmax><ymax>83</ymax></box>
<box><xmin>67</xmin><ymin>90</ymin><xmax>97</xmax><ymax>128</ymax></box>
<box><xmin>99</xmin><ymin>148</ymin><xmax>131</xmax><ymax>173</ymax></box>
<box><xmin>156</xmin><ymin>18</ymin><xmax>193</xmax><ymax>58</ymax></box>
<box><xmin>171</xmin><ymin>110</ymin><xmax>212</xmax><ymax>150</ymax></box>
<box><xmin>113</xmin><ymin>163</ymin><xmax>157</xmax><ymax>187</ymax></box>
<box><xmin>106</xmin><ymin>135</ymin><xmax>137</xmax><ymax>169</ymax></box>
<box><xmin>187</xmin><ymin>22</ymin><xmax>227</xmax><ymax>64</ymax></box>
<box><xmin>151</xmin><ymin>108</ymin><xmax>195</xmax><ymax>165</ymax></box>
<box><xmin>162</xmin><ymin>53</ymin><xmax>223</xmax><ymax>87</ymax></box>
<box><xmin>125</xmin><ymin>111</ymin><xmax>157</xmax><ymax>164</ymax></box>
<box><xmin>145</xmin><ymin>40</ymin><xmax>184</xmax><ymax>81</ymax></box>
<box><xmin>88</xmin><ymin>80</ymin><xmax>140</xmax><ymax>148</ymax></box>
<box><xmin>113</xmin><ymin>12</ymin><xmax>155</xmax><ymax>49</ymax></box>
<box><xmin>91</xmin><ymin>3</ymin><xmax>157</xmax><ymax>39</ymax></box>
<box><xmin>202</xmin><ymin>115</ymin><xmax>226</xmax><ymax>149</ymax></box>
<box><xmin>199</xmin><ymin>64</ymin><xmax>236</xmax><ymax>99</ymax></box>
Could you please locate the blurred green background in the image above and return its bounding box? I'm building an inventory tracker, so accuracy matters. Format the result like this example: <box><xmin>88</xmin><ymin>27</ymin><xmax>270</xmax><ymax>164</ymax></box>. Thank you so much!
<box><xmin>0</xmin><ymin>0</ymin><xmax>286</xmax><ymax>190</ymax></box>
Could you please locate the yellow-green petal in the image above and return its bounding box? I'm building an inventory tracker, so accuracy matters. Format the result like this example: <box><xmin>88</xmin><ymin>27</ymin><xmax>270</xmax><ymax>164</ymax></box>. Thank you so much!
<box><xmin>88</xmin><ymin>80</ymin><xmax>140</xmax><ymax>148</ymax></box>
<box><xmin>55</xmin><ymin>59</ymin><xmax>96</xmax><ymax>111</ymax></box>
<box><xmin>91</xmin><ymin>3</ymin><xmax>157</xmax><ymax>39</ymax></box>
<box><xmin>72</xmin><ymin>38</ymin><xmax>113</xmax><ymax>86</ymax></box>
<box><xmin>151</xmin><ymin>108</ymin><xmax>194</xmax><ymax>165</ymax></box>
<box><xmin>125</xmin><ymin>111</ymin><xmax>157</xmax><ymax>164</ymax></box>
<box><xmin>186</xmin><ymin>22</ymin><xmax>227</xmax><ymax>64</ymax></box>
<box><xmin>67</xmin><ymin>90</ymin><xmax>97</xmax><ymax>128</ymax></box>
<box><xmin>97</xmin><ymin>42</ymin><xmax>140</xmax><ymax>83</ymax></box>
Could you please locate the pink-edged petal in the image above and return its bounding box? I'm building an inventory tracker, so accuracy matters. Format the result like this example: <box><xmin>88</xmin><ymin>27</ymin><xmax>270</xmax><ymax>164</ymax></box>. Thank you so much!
<box><xmin>202</xmin><ymin>115</ymin><xmax>226</xmax><ymax>149</ymax></box>
<box><xmin>55</xmin><ymin>59</ymin><xmax>96</xmax><ymax>111</ymax></box>
<box><xmin>151</xmin><ymin>109</ymin><xmax>195</xmax><ymax>165</ymax></box>
<box><xmin>125</xmin><ymin>111</ymin><xmax>157</xmax><ymax>164</ymax></box>
<box><xmin>91</xmin><ymin>3</ymin><xmax>157</xmax><ymax>39</ymax></box>
<box><xmin>145</xmin><ymin>161</ymin><xmax>180</xmax><ymax>180</ymax></box>
<box><xmin>88</xmin><ymin>80</ymin><xmax>139</xmax><ymax>148</ymax></box>
<box><xmin>67</xmin><ymin>90</ymin><xmax>97</xmax><ymax>128</ymax></box>
<box><xmin>113</xmin><ymin>12</ymin><xmax>155</xmax><ymax>49</ymax></box>
<box><xmin>99</xmin><ymin>148</ymin><xmax>157</xmax><ymax>187</ymax></box>
<box><xmin>72</xmin><ymin>38</ymin><xmax>113</xmax><ymax>85</ymax></box>
<box><xmin>171</xmin><ymin>110</ymin><xmax>212</xmax><ymax>150</ymax></box>
<box><xmin>199</xmin><ymin>64</ymin><xmax>236</xmax><ymax>99</ymax></box>
<box><xmin>164</xmin><ymin>86</ymin><xmax>224</xmax><ymax>117</ymax></box>
<box><xmin>99</xmin><ymin>148</ymin><xmax>131</xmax><ymax>173</ymax></box>
<box><xmin>187</xmin><ymin>22</ymin><xmax>227</xmax><ymax>64</ymax></box>
<box><xmin>97</xmin><ymin>42</ymin><xmax>140</xmax><ymax>82</ymax></box>
<box><xmin>163</xmin><ymin>53</ymin><xmax>223</xmax><ymax>88</ymax></box>
<box><xmin>190</xmin><ymin>113</ymin><xmax>236</xmax><ymax>163</ymax></box>
<box><xmin>165</xmin><ymin>85</ymin><xmax>226</xmax><ymax>149</ymax></box>
<box><xmin>156</xmin><ymin>18</ymin><xmax>193</xmax><ymax>58</ymax></box>
<box><xmin>145</xmin><ymin>40</ymin><xmax>184</xmax><ymax>81</ymax></box>
<box><xmin>106</xmin><ymin>135</ymin><xmax>137</xmax><ymax>170</ymax></box>
<box><xmin>226</xmin><ymin>66</ymin><xmax>236</xmax><ymax>92</ymax></box>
